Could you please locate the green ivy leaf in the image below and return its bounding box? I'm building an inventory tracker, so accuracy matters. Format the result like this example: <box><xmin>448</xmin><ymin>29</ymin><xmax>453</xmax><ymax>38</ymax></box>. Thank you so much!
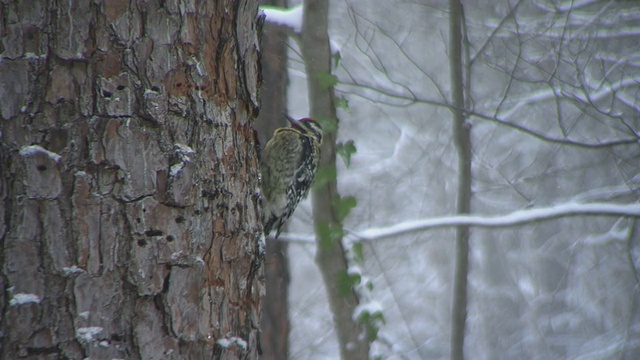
<box><xmin>317</xmin><ymin>71</ymin><xmax>338</xmax><ymax>90</ymax></box>
<box><xmin>352</xmin><ymin>242</ymin><xmax>364</xmax><ymax>263</ymax></box>
<box><xmin>333</xmin><ymin>194</ymin><xmax>357</xmax><ymax>222</ymax></box>
<box><xmin>356</xmin><ymin>309</ymin><xmax>385</xmax><ymax>341</ymax></box>
<box><xmin>336</xmin><ymin>140</ymin><xmax>357</xmax><ymax>167</ymax></box>
<box><xmin>336</xmin><ymin>270</ymin><xmax>360</xmax><ymax>297</ymax></box>
<box><xmin>333</xmin><ymin>51</ymin><xmax>342</xmax><ymax>69</ymax></box>
<box><xmin>336</xmin><ymin>271</ymin><xmax>352</xmax><ymax>297</ymax></box>
<box><xmin>313</xmin><ymin>164</ymin><xmax>337</xmax><ymax>188</ymax></box>
<box><xmin>316</xmin><ymin>221</ymin><xmax>344</xmax><ymax>250</ymax></box>
<box><xmin>366</xmin><ymin>281</ymin><xmax>374</xmax><ymax>291</ymax></box>
<box><xmin>316</xmin><ymin>116</ymin><xmax>338</xmax><ymax>135</ymax></box>
<box><xmin>349</xmin><ymin>271</ymin><xmax>361</xmax><ymax>286</ymax></box>
<box><xmin>335</xmin><ymin>96</ymin><xmax>349</xmax><ymax>110</ymax></box>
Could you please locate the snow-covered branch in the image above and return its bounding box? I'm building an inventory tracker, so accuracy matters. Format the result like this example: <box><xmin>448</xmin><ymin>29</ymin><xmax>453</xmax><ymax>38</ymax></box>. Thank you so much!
<box><xmin>276</xmin><ymin>202</ymin><xmax>640</xmax><ymax>243</ymax></box>
<box><xmin>261</xmin><ymin>5</ymin><xmax>303</xmax><ymax>33</ymax></box>
<box><xmin>260</xmin><ymin>5</ymin><xmax>341</xmax><ymax>54</ymax></box>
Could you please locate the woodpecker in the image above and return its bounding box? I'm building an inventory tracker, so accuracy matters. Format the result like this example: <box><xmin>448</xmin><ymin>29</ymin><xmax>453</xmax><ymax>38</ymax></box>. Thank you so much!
<box><xmin>261</xmin><ymin>115</ymin><xmax>323</xmax><ymax>238</ymax></box>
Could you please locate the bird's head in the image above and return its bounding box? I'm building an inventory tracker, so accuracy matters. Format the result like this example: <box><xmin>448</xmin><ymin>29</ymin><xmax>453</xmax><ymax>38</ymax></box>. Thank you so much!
<box><xmin>286</xmin><ymin>115</ymin><xmax>323</xmax><ymax>144</ymax></box>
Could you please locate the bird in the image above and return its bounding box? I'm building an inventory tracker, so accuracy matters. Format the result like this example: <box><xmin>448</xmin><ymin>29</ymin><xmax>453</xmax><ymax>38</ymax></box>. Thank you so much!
<box><xmin>260</xmin><ymin>115</ymin><xmax>323</xmax><ymax>238</ymax></box>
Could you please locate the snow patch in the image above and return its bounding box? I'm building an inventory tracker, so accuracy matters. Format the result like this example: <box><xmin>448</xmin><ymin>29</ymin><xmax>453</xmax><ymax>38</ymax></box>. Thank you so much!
<box><xmin>330</xmin><ymin>39</ymin><xmax>341</xmax><ymax>56</ymax></box>
<box><xmin>216</xmin><ymin>336</ymin><xmax>248</xmax><ymax>350</ymax></box>
<box><xmin>24</xmin><ymin>52</ymin><xmax>46</xmax><ymax>60</ymax></box>
<box><xmin>258</xmin><ymin>234</ymin><xmax>266</xmax><ymax>257</ymax></box>
<box><xmin>19</xmin><ymin>145</ymin><xmax>62</xmax><ymax>162</ymax></box>
<box><xmin>174</xmin><ymin>143</ymin><xmax>195</xmax><ymax>157</ymax></box>
<box><xmin>63</xmin><ymin>265</ymin><xmax>85</xmax><ymax>275</ymax></box>
<box><xmin>79</xmin><ymin>311</ymin><xmax>90</xmax><ymax>320</ymax></box>
<box><xmin>170</xmin><ymin>162</ymin><xmax>185</xmax><ymax>177</ymax></box>
<box><xmin>347</xmin><ymin>265</ymin><xmax>362</xmax><ymax>276</ymax></box>
<box><xmin>517</xmin><ymin>277</ymin><xmax>536</xmax><ymax>298</ymax></box>
<box><xmin>584</xmin><ymin>218</ymin><xmax>630</xmax><ymax>245</ymax></box>
<box><xmin>170</xmin><ymin>143</ymin><xmax>196</xmax><ymax>177</ymax></box>
<box><xmin>9</xmin><ymin>293</ymin><xmax>41</xmax><ymax>306</ymax></box>
<box><xmin>261</xmin><ymin>5</ymin><xmax>303</xmax><ymax>33</ymax></box>
<box><xmin>76</xmin><ymin>326</ymin><xmax>103</xmax><ymax>343</ymax></box>
<box><xmin>353</xmin><ymin>301</ymin><xmax>383</xmax><ymax>320</ymax></box>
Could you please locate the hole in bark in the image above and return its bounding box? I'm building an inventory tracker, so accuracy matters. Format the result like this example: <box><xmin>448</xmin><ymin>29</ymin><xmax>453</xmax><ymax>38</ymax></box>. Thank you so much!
<box><xmin>162</xmin><ymin>271</ymin><xmax>171</xmax><ymax>293</ymax></box>
<box><xmin>36</xmin><ymin>164</ymin><xmax>47</xmax><ymax>171</ymax></box>
<box><xmin>175</xmin><ymin>216</ymin><xmax>185</xmax><ymax>224</ymax></box>
<box><xmin>166</xmin><ymin>235</ymin><xmax>174</xmax><ymax>242</ymax></box>
<box><xmin>102</xmin><ymin>90</ymin><xmax>112</xmax><ymax>98</ymax></box>
<box><xmin>136</xmin><ymin>217</ymin><xmax>141</xmax><ymax>224</ymax></box>
<box><xmin>111</xmin><ymin>334</ymin><xmax>123</xmax><ymax>342</ymax></box>
<box><xmin>193</xmin><ymin>209</ymin><xmax>202</xmax><ymax>216</ymax></box>
<box><xmin>116</xmin><ymin>84</ymin><xmax>125</xmax><ymax>90</ymax></box>
<box><xmin>151</xmin><ymin>85</ymin><xmax>160</xmax><ymax>92</ymax></box>
<box><xmin>145</xmin><ymin>229</ymin><xmax>163</xmax><ymax>237</ymax></box>
<box><xmin>137</xmin><ymin>238</ymin><xmax>147</xmax><ymax>247</ymax></box>
<box><xmin>142</xmin><ymin>207</ymin><xmax>147</xmax><ymax>213</ymax></box>
<box><xmin>176</xmin><ymin>82</ymin><xmax>183</xmax><ymax>88</ymax></box>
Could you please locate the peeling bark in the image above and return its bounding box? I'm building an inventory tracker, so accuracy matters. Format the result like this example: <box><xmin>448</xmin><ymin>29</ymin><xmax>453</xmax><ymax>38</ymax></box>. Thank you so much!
<box><xmin>0</xmin><ymin>1</ymin><xmax>264</xmax><ymax>359</ymax></box>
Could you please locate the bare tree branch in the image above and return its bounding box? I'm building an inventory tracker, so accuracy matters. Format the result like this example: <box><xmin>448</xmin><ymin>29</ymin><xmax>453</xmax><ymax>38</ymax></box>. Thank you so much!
<box><xmin>277</xmin><ymin>202</ymin><xmax>640</xmax><ymax>244</ymax></box>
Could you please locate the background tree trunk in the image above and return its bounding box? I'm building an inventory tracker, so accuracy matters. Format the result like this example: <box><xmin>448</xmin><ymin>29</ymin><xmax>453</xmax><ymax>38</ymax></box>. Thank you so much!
<box><xmin>255</xmin><ymin>0</ymin><xmax>292</xmax><ymax>357</ymax></box>
<box><xmin>449</xmin><ymin>0</ymin><xmax>471</xmax><ymax>359</ymax></box>
<box><xmin>301</xmin><ymin>0</ymin><xmax>370</xmax><ymax>359</ymax></box>
<box><xmin>0</xmin><ymin>1</ymin><xmax>264</xmax><ymax>359</ymax></box>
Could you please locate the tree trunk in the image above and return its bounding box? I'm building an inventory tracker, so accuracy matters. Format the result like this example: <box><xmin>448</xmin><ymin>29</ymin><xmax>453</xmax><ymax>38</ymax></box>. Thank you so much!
<box><xmin>256</xmin><ymin>0</ymin><xmax>292</xmax><ymax>357</ymax></box>
<box><xmin>449</xmin><ymin>0</ymin><xmax>471</xmax><ymax>359</ymax></box>
<box><xmin>301</xmin><ymin>0</ymin><xmax>370</xmax><ymax>359</ymax></box>
<box><xmin>0</xmin><ymin>1</ymin><xmax>264</xmax><ymax>359</ymax></box>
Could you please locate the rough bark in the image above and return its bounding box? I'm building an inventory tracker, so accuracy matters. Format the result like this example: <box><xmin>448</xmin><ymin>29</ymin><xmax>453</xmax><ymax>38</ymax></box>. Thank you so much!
<box><xmin>255</xmin><ymin>0</ymin><xmax>292</xmax><ymax>357</ymax></box>
<box><xmin>0</xmin><ymin>1</ymin><xmax>264</xmax><ymax>359</ymax></box>
<box><xmin>449</xmin><ymin>0</ymin><xmax>472</xmax><ymax>359</ymax></box>
<box><xmin>301</xmin><ymin>0</ymin><xmax>370</xmax><ymax>359</ymax></box>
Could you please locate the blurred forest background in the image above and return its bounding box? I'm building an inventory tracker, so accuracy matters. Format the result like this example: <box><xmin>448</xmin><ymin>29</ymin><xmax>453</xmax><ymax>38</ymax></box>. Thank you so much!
<box><xmin>263</xmin><ymin>0</ymin><xmax>640</xmax><ymax>359</ymax></box>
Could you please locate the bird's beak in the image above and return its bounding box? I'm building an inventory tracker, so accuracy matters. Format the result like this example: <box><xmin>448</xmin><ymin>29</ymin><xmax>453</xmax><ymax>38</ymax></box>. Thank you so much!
<box><xmin>285</xmin><ymin>114</ymin><xmax>298</xmax><ymax>125</ymax></box>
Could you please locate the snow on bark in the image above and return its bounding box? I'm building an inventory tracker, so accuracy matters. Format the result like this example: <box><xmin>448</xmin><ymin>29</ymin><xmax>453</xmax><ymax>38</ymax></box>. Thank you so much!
<box><xmin>19</xmin><ymin>145</ymin><xmax>62</xmax><ymax>199</ymax></box>
<box><xmin>9</xmin><ymin>293</ymin><xmax>41</xmax><ymax>306</ymax></box>
<box><xmin>76</xmin><ymin>326</ymin><xmax>104</xmax><ymax>344</ymax></box>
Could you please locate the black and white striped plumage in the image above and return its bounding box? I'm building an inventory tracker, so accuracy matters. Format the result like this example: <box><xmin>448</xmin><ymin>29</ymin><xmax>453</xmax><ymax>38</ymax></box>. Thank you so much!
<box><xmin>261</xmin><ymin>116</ymin><xmax>323</xmax><ymax>238</ymax></box>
